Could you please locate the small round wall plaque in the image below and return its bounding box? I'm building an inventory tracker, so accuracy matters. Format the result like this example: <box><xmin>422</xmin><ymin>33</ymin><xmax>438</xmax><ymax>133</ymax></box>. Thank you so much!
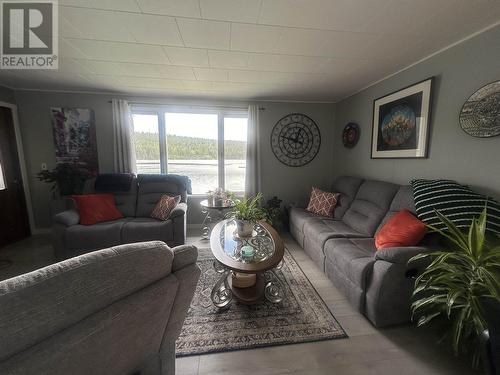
<box><xmin>459</xmin><ymin>80</ymin><xmax>500</xmax><ymax>138</ymax></box>
<box><xmin>342</xmin><ymin>122</ymin><xmax>360</xmax><ymax>148</ymax></box>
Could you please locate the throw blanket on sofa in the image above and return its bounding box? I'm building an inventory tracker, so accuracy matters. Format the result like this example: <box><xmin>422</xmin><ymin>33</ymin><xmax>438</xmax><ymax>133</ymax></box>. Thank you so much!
<box><xmin>410</xmin><ymin>179</ymin><xmax>500</xmax><ymax>235</ymax></box>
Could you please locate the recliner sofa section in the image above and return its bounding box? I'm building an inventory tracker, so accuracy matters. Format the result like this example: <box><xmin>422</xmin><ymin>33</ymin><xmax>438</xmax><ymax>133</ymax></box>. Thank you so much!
<box><xmin>52</xmin><ymin>174</ymin><xmax>188</xmax><ymax>260</ymax></box>
<box><xmin>289</xmin><ymin>176</ymin><xmax>433</xmax><ymax>327</ymax></box>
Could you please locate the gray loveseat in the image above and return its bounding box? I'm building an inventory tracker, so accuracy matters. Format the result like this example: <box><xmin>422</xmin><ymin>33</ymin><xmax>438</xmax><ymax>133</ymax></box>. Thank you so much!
<box><xmin>0</xmin><ymin>241</ymin><xmax>200</xmax><ymax>375</ymax></box>
<box><xmin>290</xmin><ymin>176</ymin><xmax>434</xmax><ymax>327</ymax></box>
<box><xmin>53</xmin><ymin>174</ymin><xmax>189</xmax><ymax>260</ymax></box>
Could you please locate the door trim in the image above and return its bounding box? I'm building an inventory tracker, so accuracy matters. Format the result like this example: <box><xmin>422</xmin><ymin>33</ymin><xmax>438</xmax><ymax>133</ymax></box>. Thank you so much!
<box><xmin>0</xmin><ymin>101</ymin><xmax>36</xmax><ymax>234</ymax></box>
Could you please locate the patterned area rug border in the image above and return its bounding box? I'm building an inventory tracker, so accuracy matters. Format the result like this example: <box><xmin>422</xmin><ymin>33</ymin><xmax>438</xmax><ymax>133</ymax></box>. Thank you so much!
<box><xmin>176</xmin><ymin>247</ymin><xmax>348</xmax><ymax>357</ymax></box>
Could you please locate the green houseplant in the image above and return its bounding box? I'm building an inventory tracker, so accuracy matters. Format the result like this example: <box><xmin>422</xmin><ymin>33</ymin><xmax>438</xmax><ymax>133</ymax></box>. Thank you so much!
<box><xmin>226</xmin><ymin>193</ymin><xmax>265</xmax><ymax>237</ymax></box>
<box><xmin>409</xmin><ymin>207</ymin><xmax>500</xmax><ymax>367</ymax></box>
<box><xmin>37</xmin><ymin>163</ymin><xmax>92</xmax><ymax>196</ymax></box>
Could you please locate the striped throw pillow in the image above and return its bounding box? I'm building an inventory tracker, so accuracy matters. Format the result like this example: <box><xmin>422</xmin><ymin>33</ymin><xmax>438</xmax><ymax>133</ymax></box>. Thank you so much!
<box><xmin>410</xmin><ymin>179</ymin><xmax>500</xmax><ymax>235</ymax></box>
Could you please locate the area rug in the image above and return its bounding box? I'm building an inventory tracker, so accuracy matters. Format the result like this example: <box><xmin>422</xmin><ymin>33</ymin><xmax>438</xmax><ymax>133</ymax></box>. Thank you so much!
<box><xmin>176</xmin><ymin>247</ymin><xmax>347</xmax><ymax>356</ymax></box>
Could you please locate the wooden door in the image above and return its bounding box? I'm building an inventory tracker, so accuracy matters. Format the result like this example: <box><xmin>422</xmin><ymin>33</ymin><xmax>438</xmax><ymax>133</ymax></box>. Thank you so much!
<box><xmin>0</xmin><ymin>106</ymin><xmax>30</xmax><ymax>248</ymax></box>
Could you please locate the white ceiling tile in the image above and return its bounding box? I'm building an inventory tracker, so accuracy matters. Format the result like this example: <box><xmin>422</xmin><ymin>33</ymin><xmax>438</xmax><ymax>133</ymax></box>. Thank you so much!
<box><xmin>208</xmin><ymin>50</ymin><xmax>249</xmax><ymax>69</ymax></box>
<box><xmin>200</xmin><ymin>0</ymin><xmax>262</xmax><ymax>23</ymax></box>
<box><xmin>123</xmin><ymin>14</ymin><xmax>183</xmax><ymax>46</ymax></box>
<box><xmin>163</xmin><ymin>47</ymin><xmax>210</xmax><ymax>67</ymax></box>
<box><xmin>67</xmin><ymin>39</ymin><xmax>169</xmax><ymax>64</ymax></box>
<box><xmin>59</xmin><ymin>0</ymin><xmax>141</xmax><ymax>12</ymax></box>
<box><xmin>60</xmin><ymin>7</ymin><xmax>135</xmax><ymax>42</ymax></box>
<box><xmin>59</xmin><ymin>38</ymin><xmax>88</xmax><ymax>59</ymax></box>
<box><xmin>246</xmin><ymin>54</ymin><xmax>355</xmax><ymax>74</ymax></box>
<box><xmin>136</xmin><ymin>0</ymin><xmax>201</xmax><ymax>18</ymax></box>
<box><xmin>193</xmin><ymin>68</ymin><xmax>229</xmax><ymax>81</ymax></box>
<box><xmin>259</xmin><ymin>0</ymin><xmax>386</xmax><ymax>32</ymax></box>
<box><xmin>176</xmin><ymin>19</ymin><xmax>231</xmax><ymax>49</ymax></box>
<box><xmin>77</xmin><ymin>60</ymin><xmax>196</xmax><ymax>80</ymax></box>
<box><xmin>117</xmin><ymin>76</ymin><xmax>185</xmax><ymax>89</ymax></box>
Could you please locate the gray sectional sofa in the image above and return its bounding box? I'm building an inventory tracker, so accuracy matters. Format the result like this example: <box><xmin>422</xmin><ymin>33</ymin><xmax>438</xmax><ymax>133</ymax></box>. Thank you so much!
<box><xmin>52</xmin><ymin>174</ymin><xmax>188</xmax><ymax>260</ymax></box>
<box><xmin>0</xmin><ymin>240</ymin><xmax>200</xmax><ymax>375</ymax></box>
<box><xmin>290</xmin><ymin>176</ymin><xmax>434</xmax><ymax>327</ymax></box>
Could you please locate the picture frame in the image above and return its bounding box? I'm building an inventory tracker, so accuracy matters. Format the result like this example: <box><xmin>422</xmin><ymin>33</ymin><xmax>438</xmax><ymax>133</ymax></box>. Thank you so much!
<box><xmin>371</xmin><ymin>77</ymin><xmax>433</xmax><ymax>159</ymax></box>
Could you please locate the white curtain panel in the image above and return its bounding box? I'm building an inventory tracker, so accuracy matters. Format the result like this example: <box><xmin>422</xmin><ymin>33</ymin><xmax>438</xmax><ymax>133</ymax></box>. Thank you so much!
<box><xmin>245</xmin><ymin>104</ymin><xmax>261</xmax><ymax>197</ymax></box>
<box><xmin>112</xmin><ymin>99</ymin><xmax>136</xmax><ymax>174</ymax></box>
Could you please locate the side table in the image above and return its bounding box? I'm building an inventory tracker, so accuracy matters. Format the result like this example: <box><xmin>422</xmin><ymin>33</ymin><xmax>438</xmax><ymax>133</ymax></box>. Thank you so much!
<box><xmin>200</xmin><ymin>199</ymin><xmax>235</xmax><ymax>239</ymax></box>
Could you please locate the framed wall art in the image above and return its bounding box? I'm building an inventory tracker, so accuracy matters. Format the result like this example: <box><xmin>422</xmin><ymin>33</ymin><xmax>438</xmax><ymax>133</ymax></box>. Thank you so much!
<box><xmin>371</xmin><ymin>77</ymin><xmax>433</xmax><ymax>159</ymax></box>
<box><xmin>50</xmin><ymin>108</ymin><xmax>98</xmax><ymax>173</ymax></box>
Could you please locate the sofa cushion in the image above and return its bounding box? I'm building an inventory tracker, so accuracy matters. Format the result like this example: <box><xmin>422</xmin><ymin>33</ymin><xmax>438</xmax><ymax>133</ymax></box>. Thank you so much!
<box><xmin>303</xmin><ymin>217</ymin><xmax>367</xmax><ymax>254</ymax></box>
<box><xmin>136</xmin><ymin>175</ymin><xmax>188</xmax><ymax>217</ymax></box>
<box><xmin>324</xmin><ymin>238</ymin><xmax>376</xmax><ymax>289</ymax></box>
<box><xmin>306</xmin><ymin>187</ymin><xmax>338</xmax><ymax>217</ymax></box>
<box><xmin>71</xmin><ymin>194</ymin><xmax>124</xmax><ymax>225</ymax></box>
<box><xmin>342</xmin><ymin>180</ymin><xmax>399</xmax><ymax>236</ymax></box>
<box><xmin>86</xmin><ymin>176</ymin><xmax>138</xmax><ymax>217</ymax></box>
<box><xmin>331</xmin><ymin>176</ymin><xmax>364</xmax><ymax>219</ymax></box>
<box><xmin>151</xmin><ymin>195</ymin><xmax>181</xmax><ymax>221</ymax></box>
<box><xmin>376</xmin><ymin>185</ymin><xmax>416</xmax><ymax>233</ymax></box>
<box><xmin>122</xmin><ymin>218</ymin><xmax>174</xmax><ymax>244</ymax></box>
<box><xmin>64</xmin><ymin>219</ymin><xmax>129</xmax><ymax>252</ymax></box>
<box><xmin>375</xmin><ymin>210</ymin><xmax>427</xmax><ymax>250</ymax></box>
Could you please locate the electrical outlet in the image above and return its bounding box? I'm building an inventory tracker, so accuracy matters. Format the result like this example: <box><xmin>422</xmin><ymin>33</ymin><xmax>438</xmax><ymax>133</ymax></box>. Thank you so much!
<box><xmin>41</xmin><ymin>163</ymin><xmax>47</xmax><ymax>171</ymax></box>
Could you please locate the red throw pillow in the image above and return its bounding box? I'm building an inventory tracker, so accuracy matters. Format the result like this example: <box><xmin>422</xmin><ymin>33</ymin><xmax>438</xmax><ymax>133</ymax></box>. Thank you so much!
<box><xmin>71</xmin><ymin>194</ymin><xmax>124</xmax><ymax>226</ymax></box>
<box><xmin>151</xmin><ymin>195</ymin><xmax>181</xmax><ymax>220</ymax></box>
<box><xmin>375</xmin><ymin>209</ymin><xmax>428</xmax><ymax>250</ymax></box>
<box><xmin>306</xmin><ymin>187</ymin><xmax>339</xmax><ymax>217</ymax></box>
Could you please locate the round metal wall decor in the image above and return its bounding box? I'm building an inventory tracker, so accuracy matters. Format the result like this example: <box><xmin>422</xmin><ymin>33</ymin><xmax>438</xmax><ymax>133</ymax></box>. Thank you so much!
<box><xmin>342</xmin><ymin>122</ymin><xmax>360</xmax><ymax>148</ymax></box>
<box><xmin>459</xmin><ymin>80</ymin><xmax>500</xmax><ymax>138</ymax></box>
<box><xmin>270</xmin><ymin>113</ymin><xmax>321</xmax><ymax>167</ymax></box>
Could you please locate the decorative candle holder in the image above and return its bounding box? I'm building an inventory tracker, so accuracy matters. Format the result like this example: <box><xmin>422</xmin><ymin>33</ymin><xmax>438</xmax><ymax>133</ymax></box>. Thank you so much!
<box><xmin>241</xmin><ymin>245</ymin><xmax>255</xmax><ymax>260</ymax></box>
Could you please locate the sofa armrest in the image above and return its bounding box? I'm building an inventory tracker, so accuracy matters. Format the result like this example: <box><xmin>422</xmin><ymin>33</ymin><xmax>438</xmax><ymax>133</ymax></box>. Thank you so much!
<box><xmin>375</xmin><ymin>246</ymin><xmax>434</xmax><ymax>265</ymax></box>
<box><xmin>53</xmin><ymin>209</ymin><xmax>80</xmax><ymax>227</ymax></box>
<box><xmin>170</xmin><ymin>202</ymin><xmax>187</xmax><ymax>220</ymax></box>
<box><xmin>171</xmin><ymin>244</ymin><xmax>198</xmax><ymax>272</ymax></box>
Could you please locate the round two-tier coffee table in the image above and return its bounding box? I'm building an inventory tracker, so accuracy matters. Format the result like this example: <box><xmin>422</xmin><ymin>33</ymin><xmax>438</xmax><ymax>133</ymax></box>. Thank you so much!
<box><xmin>209</xmin><ymin>219</ymin><xmax>285</xmax><ymax>308</ymax></box>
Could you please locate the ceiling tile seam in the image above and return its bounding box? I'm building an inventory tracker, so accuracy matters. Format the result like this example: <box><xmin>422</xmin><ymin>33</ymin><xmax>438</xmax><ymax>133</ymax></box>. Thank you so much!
<box><xmin>58</xmin><ymin>4</ymin><xmax>436</xmax><ymax>39</ymax></box>
<box><xmin>68</xmin><ymin>58</ymin><xmax>354</xmax><ymax>77</ymax></box>
<box><xmin>256</xmin><ymin>0</ymin><xmax>264</xmax><ymax>24</ymax></box>
<box><xmin>134</xmin><ymin>0</ymin><xmax>143</xmax><ymax>13</ymax></box>
<box><xmin>174</xmin><ymin>18</ymin><xmax>186</xmax><ymax>48</ymax></box>
<box><xmin>62</xmin><ymin>37</ymin><xmax>396</xmax><ymax>61</ymax></box>
<box><xmin>196</xmin><ymin>0</ymin><xmax>203</xmax><ymax>20</ymax></box>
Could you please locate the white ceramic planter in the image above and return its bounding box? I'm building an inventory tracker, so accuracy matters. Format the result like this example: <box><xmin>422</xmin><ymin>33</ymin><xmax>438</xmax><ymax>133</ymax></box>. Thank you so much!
<box><xmin>235</xmin><ymin>220</ymin><xmax>254</xmax><ymax>237</ymax></box>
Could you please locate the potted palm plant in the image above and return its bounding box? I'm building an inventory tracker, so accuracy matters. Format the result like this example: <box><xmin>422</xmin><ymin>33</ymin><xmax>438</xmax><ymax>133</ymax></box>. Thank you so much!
<box><xmin>410</xmin><ymin>207</ymin><xmax>500</xmax><ymax>369</ymax></box>
<box><xmin>226</xmin><ymin>193</ymin><xmax>265</xmax><ymax>237</ymax></box>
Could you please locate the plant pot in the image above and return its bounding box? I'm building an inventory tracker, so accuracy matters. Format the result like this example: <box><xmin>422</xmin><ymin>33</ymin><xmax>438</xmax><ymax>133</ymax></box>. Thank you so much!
<box><xmin>235</xmin><ymin>220</ymin><xmax>254</xmax><ymax>237</ymax></box>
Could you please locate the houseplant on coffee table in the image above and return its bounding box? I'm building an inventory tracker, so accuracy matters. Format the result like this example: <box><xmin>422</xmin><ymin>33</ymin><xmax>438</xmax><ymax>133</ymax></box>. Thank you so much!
<box><xmin>226</xmin><ymin>193</ymin><xmax>265</xmax><ymax>237</ymax></box>
<box><xmin>410</xmin><ymin>207</ymin><xmax>500</xmax><ymax>368</ymax></box>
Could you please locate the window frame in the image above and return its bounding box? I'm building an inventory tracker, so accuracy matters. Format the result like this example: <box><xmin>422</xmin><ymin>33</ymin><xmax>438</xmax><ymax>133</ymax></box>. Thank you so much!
<box><xmin>131</xmin><ymin>105</ymin><xmax>248</xmax><ymax>195</ymax></box>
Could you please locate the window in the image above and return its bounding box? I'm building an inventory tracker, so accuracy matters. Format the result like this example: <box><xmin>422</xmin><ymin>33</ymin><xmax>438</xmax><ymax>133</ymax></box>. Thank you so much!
<box><xmin>131</xmin><ymin>107</ymin><xmax>248</xmax><ymax>194</ymax></box>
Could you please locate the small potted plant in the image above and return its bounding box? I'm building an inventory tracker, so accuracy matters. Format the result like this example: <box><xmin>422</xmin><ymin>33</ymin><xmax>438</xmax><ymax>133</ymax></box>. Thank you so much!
<box><xmin>37</xmin><ymin>162</ymin><xmax>92</xmax><ymax>196</ymax></box>
<box><xmin>226</xmin><ymin>193</ymin><xmax>265</xmax><ymax>237</ymax></box>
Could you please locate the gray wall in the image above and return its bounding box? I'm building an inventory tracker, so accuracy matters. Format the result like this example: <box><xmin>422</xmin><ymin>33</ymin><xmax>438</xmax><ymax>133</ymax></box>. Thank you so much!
<box><xmin>0</xmin><ymin>85</ymin><xmax>15</xmax><ymax>103</ymax></box>
<box><xmin>14</xmin><ymin>91</ymin><xmax>334</xmax><ymax>229</ymax></box>
<box><xmin>333</xmin><ymin>25</ymin><xmax>500</xmax><ymax>198</ymax></box>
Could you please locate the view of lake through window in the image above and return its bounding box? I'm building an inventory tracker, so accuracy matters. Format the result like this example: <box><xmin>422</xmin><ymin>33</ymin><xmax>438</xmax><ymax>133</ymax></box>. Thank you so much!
<box><xmin>132</xmin><ymin>109</ymin><xmax>248</xmax><ymax>194</ymax></box>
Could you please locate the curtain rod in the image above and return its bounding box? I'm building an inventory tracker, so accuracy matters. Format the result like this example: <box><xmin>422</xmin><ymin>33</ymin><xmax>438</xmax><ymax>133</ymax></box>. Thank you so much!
<box><xmin>107</xmin><ymin>100</ymin><xmax>265</xmax><ymax>110</ymax></box>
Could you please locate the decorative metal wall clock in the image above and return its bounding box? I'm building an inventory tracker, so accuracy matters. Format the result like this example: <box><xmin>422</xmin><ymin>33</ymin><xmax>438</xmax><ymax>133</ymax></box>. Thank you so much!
<box><xmin>459</xmin><ymin>80</ymin><xmax>500</xmax><ymax>138</ymax></box>
<box><xmin>271</xmin><ymin>113</ymin><xmax>321</xmax><ymax>167</ymax></box>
